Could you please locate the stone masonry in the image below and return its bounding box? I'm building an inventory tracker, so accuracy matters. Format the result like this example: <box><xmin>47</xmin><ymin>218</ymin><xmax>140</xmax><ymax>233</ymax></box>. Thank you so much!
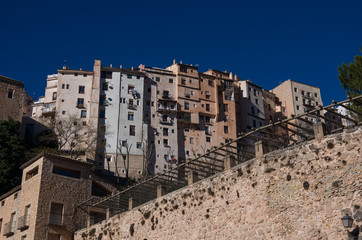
<box><xmin>74</xmin><ymin>126</ymin><xmax>362</xmax><ymax>240</ymax></box>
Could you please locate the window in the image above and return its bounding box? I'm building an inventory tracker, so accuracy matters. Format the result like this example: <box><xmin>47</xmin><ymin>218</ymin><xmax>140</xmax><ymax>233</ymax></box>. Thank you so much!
<box><xmin>208</xmin><ymin>80</ymin><xmax>214</xmax><ymax>87</ymax></box>
<box><xmin>181</xmin><ymin>78</ymin><xmax>186</xmax><ymax>85</ymax></box>
<box><xmin>101</xmin><ymin>71</ymin><xmax>112</xmax><ymax>79</ymax></box>
<box><xmin>52</xmin><ymin>92</ymin><xmax>57</xmax><ymax>101</ymax></box>
<box><xmin>53</xmin><ymin>166</ymin><xmax>80</xmax><ymax>179</ymax></box>
<box><xmin>255</xmin><ymin>99</ymin><xmax>259</xmax><ymax>105</ymax></box>
<box><xmin>92</xmin><ymin>181</ymin><xmax>110</xmax><ymax>197</ymax></box>
<box><xmin>128</xmin><ymin>112</ymin><xmax>134</xmax><ymax>121</ymax></box>
<box><xmin>128</xmin><ymin>85</ymin><xmax>135</xmax><ymax>94</ymax></box>
<box><xmin>224</xmin><ymin>104</ymin><xmax>228</xmax><ymax>112</ymax></box>
<box><xmin>205</xmin><ymin>91</ymin><xmax>210</xmax><ymax>99</ymax></box>
<box><xmin>14</xmin><ymin>193</ymin><xmax>18</xmax><ymax>199</ymax></box>
<box><xmin>316</xmin><ymin>101</ymin><xmax>319</xmax><ymax>106</ymax></box>
<box><xmin>206</xmin><ymin>104</ymin><xmax>210</xmax><ymax>111</ymax></box>
<box><xmin>180</xmin><ymin>66</ymin><xmax>187</xmax><ymax>73</ymax></box>
<box><xmin>251</xmin><ymin>106</ymin><xmax>255</xmax><ymax>115</ymax></box>
<box><xmin>156</xmin><ymin>77</ymin><xmax>160</xmax><ymax>82</ymax></box>
<box><xmin>295</xmin><ymin>96</ymin><xmax>299</xmax><ymax>101</ymax></box>
<box><xmin>130</xmin><ymin>125</ymin><xmax>135</xmax><ymax>136</ymax></box>
<box><xmin>253</xmin><ymin>119</ymin><xmax>256</xmax><ymax>128</ymax></box>
<box><xmin>137</xmin><ymin>142</ymin><xmax>142</xmax><ymax>149</ymax></box>
<box><xmin>163</xmin><ymin>91</ymin><xmax>169</xmax><ymax>98</ymax></box>
<box><xmin>169</xmin><ymin>78</ymin><xmax>173</xmax><ymax>83</ymax></box>
<box><xmin>190</xmin><ymin>137</ymin><xmax>194</xmax><ymax>144</ymax></box>
<box><xmin>294</xmin><ymin>87</ymin><xmax>298</xmax><ymax>92</ymax></box>
<box><xmin>184</xmin><ymin>102</ymin><xmax>189</xmax><ymax>110</ymax></box>
<box><xmin>9</xmin><ymin>212</ymin><xmax>15</xmax><ymax>233</ymax></box>
<box><xmin>62</xmin><ymin>111</ymin><xmax>66</xmax><ymax>115</ymax></box>
<box><xmin>224</xmin><ymin>126</ymin><xmax>228</xmax><ymax>134</ymax></box>
<box><xmin>296</xmin><ymin>105</ymin><xmax>300</xmax><ymax>110</ymax></box>
<box><xmin>314</xmin><ymin>93</ymin><xmax>318</xmax><ymax>97</ymax></box>
<box><xmin>78</xmin><ymin>86</ymin><xmax>85</xmax><ymax>94</ymax></box>
<box><xmin>0</xmin><ymin>218</ymin><xmax>2</xmax><ymax>234</ymax></box>
<box><xmin>102</xmin><ymin>82</ymin><xmax>108</xmax><ymax>90</ymax></box>
<box><xmin>185</xmin><ymin>128</ymin><xmax>189</xmax><ymax>132</ymax></box>
<box><xmin>205</xmin><ymin>116</ymin><xmax>211</xmax><ymax>124</ymax></box>
<box><xmin>127</xmin><ymin>74</ymin><xmax>132</xmax><ymax>79</ymax></box>
<box><xmin>224</xmin><ymin>115</ymin><xmax>228</xmax><ymax>122</ymax></box>
<box><xmin>26</xmin><ymin>166</ymin><xmax>39</xmax><ymax>180</ymax></box>
<box><xmin>307</xmin><ymin>92</ymin><xmax>311</xmax><ymax>97</ymax></box>
<box><xmin>163</xmin><ymin>128</ymin><xmax>168</xmax><ymax>136</ymax></box>
<box><xmin>49</xmin><ymin>203</ymin><xmax>63</xmax><ymax>226</ymax></box>
<box><xmin>74</xmin><ymin>73</ymin><xmax>78</xmax><ymax>76</ymax></box>
<box><xmin>260</xmin><ymin>122</ymin><xmax>263</xmax><ymax>127</ymax></box>
<box><xmin>81</xmin><ymin>110</ymin><xmax>87</xmax><ymax>118</ymax></box>
<box><xmin>77</xmin><ymin>98</ymin><xmax>84</xmax><ymax>107</ymax></box>
<box><xmin>62</xmin><ymin>84</ymin><xmax>65</xmax><ymax>89</ymax></box>
<box><xmin>301</xmin><ymin>90</ymin><xmax>305</xmax><ymax>96</ymax></box>
<box><xmin>206</xmin><ymin>137</ymin><xmax>211</xmax><ymax>142</ymax></box>
<box><xmin>303</xmin><ymin>99</ymin><xmax>306</xmax><ymax>104</ymax></box>
<box><xmin>185</xmin><ymin>89</ymin><xmax>191</xmax><ymax>98</ymax></box>
<box><xmin>66</xmin><ymin>84</ymin><xmax>69</xmax><ymax>89</ymax></box>
<box><xmin>7</xmin><ymin>89</ymin><xmax>14</xmax><ymax>99</ymax></box>
<box><xmin>163</xmin><ymin>139</ymin><xmax>169</xmax><ymax>146</ymax></box>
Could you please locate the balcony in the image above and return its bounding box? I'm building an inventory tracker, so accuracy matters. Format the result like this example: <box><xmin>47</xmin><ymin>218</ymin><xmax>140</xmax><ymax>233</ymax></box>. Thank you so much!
<box><xmin>3</xmin><ymin>221</ymin><xmax>15</xmax><ymax>237</ymax></box>
<box><xmin>17</xmin><ymin>215</ymin><xmax>30</xmax><ymax>230</ymax></box>
<box><xmin>159</xmin><ymin>95</ymin><xmax>177</xmax><ymax>102</ymax></box>
<box><xmin>48</xmin><ymin>213</ymin><xmax>64</xmax><ymax>226</ymax></box>
<box><xmin>157</xmin><ymin>106</ymin><xmax>177</xmax><ymax>113</ymax></box>
<box><xmin>76</xmin><ymin>104</ymin><xmax>85</xmax><ymax>109</ymax></box>
<box><xmin>128</xmin><ymin>105</ymin><xmax>137</xmax><ymax>110</ymax></box>
<box><xmin>160</xmin><ymin>120</ymin><xmax>173</xmax><ymax>125</ymax></box>
<box><xmin>205</xmin><ymin>130</ymin><xmax>212</xmax><ymax>136</ymax></box>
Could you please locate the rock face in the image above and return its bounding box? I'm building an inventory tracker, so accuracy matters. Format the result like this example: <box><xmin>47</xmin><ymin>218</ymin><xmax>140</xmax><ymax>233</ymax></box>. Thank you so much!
<box><xmin>75</xmin><ymin>127</ymin><xmax>362</xmax><ymax>240</ymax></box>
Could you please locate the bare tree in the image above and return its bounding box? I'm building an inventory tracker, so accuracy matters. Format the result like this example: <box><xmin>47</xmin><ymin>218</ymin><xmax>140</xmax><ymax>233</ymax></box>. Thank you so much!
<box><xmin>39</xmin><ymin>114</ymin><xmax>98</xmax><ymax>159</ymax></box>
<box><xmin>117</xmin><ymin>140</ymin><xmax>132</xmax><ymax>182</ymax></box>
<box><xmin>142</xmin><ymin>139</ymin><xmax>153</xmax><ymax>178</ymax></box>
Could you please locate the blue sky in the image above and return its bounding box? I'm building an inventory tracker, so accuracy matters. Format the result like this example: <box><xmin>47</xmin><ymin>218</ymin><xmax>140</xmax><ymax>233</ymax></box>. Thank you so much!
<box><xmin>0</xmin><ymin>0</ymin><xmax>361</xmax><ymax>105</ymax></box>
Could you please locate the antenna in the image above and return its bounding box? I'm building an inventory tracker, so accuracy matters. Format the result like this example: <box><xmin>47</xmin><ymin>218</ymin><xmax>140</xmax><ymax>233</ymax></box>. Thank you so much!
<box><xmin>63</xmin><ymin>60</ymin><xmax>68</xmax><ymax>67</ymax></box>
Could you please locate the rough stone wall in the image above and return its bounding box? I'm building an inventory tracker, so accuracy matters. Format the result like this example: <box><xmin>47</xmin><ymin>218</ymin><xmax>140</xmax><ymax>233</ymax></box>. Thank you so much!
<box><xmin>0</xmin><ymin>79</ymin><xmax>27</xmax><ymax>121</ymax></box>
<box><xmin>75</xmin><ymin>127</ymin><xmax>362</xmax><ymax>240</ymax></box>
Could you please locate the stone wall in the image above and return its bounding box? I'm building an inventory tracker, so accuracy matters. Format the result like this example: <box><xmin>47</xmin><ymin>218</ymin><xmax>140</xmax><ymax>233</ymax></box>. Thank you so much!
<box><xmin>75</xmin><ymin>126</ymin><xmax>362</xmax><ymax>240</ymax></box>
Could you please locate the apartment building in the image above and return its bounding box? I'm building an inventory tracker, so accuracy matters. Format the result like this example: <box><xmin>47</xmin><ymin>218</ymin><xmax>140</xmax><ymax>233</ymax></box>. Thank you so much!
<box><xmin>271</xmin><ymin>79</ymin><xmax>323</xmax><ymax>140</ymax></box>
<box><xmin>143</xmin><ymin>66</ymin><xmax>178</xmax><ymax>174</ymax></box>
<box><xmin>0</xmin><ymin>75</ymin><xmax>32</xmax><ymax>121</ymax></box>
<box><xmin>100</xmin><ymin>66</ymin><xmax>148</xmax><ymax>178</ymax></box>
<box><xmin>0</xmin><ymin>153</ymin><xmax>115</xmax><ymax>240</ymax></box>
<box><xmin>237</xmin><ymin>80</ymin><xmax>265</xmax><ymax>133</ymax></box>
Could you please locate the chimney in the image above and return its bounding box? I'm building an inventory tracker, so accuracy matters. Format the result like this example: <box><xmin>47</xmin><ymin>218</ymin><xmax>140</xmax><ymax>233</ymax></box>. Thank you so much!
<box><xmin>139</xmin><ymin>64</ymin><xmax>145</xmax><ymax>72</ymax></box>
<box><xmin>180</xmin><ymin>60</ymin><xmax>183</xmax><ymax>64</ymax></box>
<box><xmin>80</xmin><ymin>68</ymin><xmax>82</xmax><ymax>70</ymax></box>
<box><xmin>131</xmin><ymin>67</ymin><xmax>134</xmax><ymax>70</ymax></box>
<box><xmin>120</xmin><ymin>65</ymin><xmax>123</xmax><ymax>69</ymax></box>
<box><xmin>110</xmin><ymin>64</ymin><xmax>112</xmax><ymax>68</ymax></box>
<box><xmin>234</xmin><ymin>74</ymin><xmax>238</xmax><ymax>80</ymax></box>
<box><xmin>173</xmin><ymin>59</ymin><xmax>176</xmax><ymax>64</ymax></box>
<box><xmin>229</xmin><ymin>72</ymin><xmax>233</xmax><ymax>80</ymax></box>
<box><xmin>190</xmin><ymin>64</ymin><xmax>193</xmax><ymax>66</ymax></box>
<box><xmin>224</xmin><ymin>70</ymin><xmax>228</xmax><ymax>73</ymax></box>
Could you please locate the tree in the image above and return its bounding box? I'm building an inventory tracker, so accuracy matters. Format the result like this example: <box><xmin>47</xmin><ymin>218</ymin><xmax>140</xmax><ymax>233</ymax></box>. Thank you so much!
<box><xmin>39</xmin><ymin>114</ymin><xmax>98</xmax><ymax>159</ymax></box>
<box><xmin>142</xmin><ymin>139</ymin><xmax>153</xmax><ymax>178</ymax></box>
<box><xmin>338</xmin><ymin>48</ymin><xmax>362</xmax><ymax>120</ymax></box>
<box><xmin>0</xmin><ymin>118</ymin><xmax>26</xmax><ymax>195</ymax></box>
<box><xmin>118</xmin><ymin>140</ymin><xmax>132</xmax><ymax>183</ymax></box>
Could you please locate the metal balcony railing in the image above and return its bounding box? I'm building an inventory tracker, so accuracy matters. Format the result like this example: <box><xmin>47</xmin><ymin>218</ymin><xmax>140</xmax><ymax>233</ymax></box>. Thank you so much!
<box><xmin>3</xmin><ymin>221</ymin><xmax>15</xmax><ymax>236</ymax></box>
<box><xmin>48</xmin><ymin>213</ymin><xmax>64</xmax><ymax>226</ymax></box>
<box><xmin>17</xmin><ymin>215</ymin><xmax>30</xmax><ymax>230</ymax></box>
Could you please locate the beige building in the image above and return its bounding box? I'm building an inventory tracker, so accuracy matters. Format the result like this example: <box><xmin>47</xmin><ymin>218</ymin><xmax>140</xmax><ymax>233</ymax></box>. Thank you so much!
<box><xmin>0</xmin><ymin>152</ymin><xmax>115</xmax><ymax>240</ymax></box>
<box><xmin>271</xmin><ymin>79</ymin><xmax>323</xmax><ymax>140</ymax></box>
<box><xmin>0</xmin><ymin>75</ymin><xmax>32</xmax><ymax>122</ymax></box>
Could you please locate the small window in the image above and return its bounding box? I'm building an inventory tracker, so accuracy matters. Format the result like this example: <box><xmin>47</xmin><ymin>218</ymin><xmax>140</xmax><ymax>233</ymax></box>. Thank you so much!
<box><xmin>314</xmin><ymin>93</ymin><xmax>318</xmax><ymax>97</ymax></box>
<box><xmin>62</xmin><ymin>111</ymin><xmax>66</xmax><ymax>115</ymax></box>
<box><xmin>224</xmin><ymin>126</ymin><xmax>228</xmax><ymax>134</ymax></box>
<box><xmin>53</xmin><ymin>166</ymin><xmax>80</xmax><ymax>179</ymax></box>
<box><xmin>294</xmin><ymin>87</ymin><xmax>298</xmax><ymax>92</ymax></box>
<box><xmin>7</xmin><ymin>89</ymin><xmax>14</xmax><ymax>99</ymax></box>
<box><xmin>184</xmin><ymin>102</ymin><xmax>189</xmax><ymax>110</ymax></box>
<box><xmin>224</xmin><ymin>104</ymin><xmax>228</xmax><ymax>112</ymax></box>
<box><xmin>253</xmin><ymin>119</ymin><xmax>256</xmax><ymax>128</ymax></box>
<box><xmin>77</xmin><ymin>98</ymin><xmax>84</xmax><ymax>107</ymax></box>
<box><xmin>52</xmin><ymin>92</ymin><xmax>57</xmax><ymax>101</ymax></box>
<box><xmin>78</xmin><ymin>86</ymin><xmax>85</xmax><ymax>94</ymax></box>
<box><xmin>296</xmin><ymin>105</ymin><xmax>300</xmax><ymax>110</ymax></box>
<box><xmin>128</xmin><ymin>112</ymin><xmax>134</xmax><ymax>121</ymax></box>
<box><xmin>206</xmin><ymin>104</ymin><xmax>210</xmax><ymax>111</ymax></box>
<box><xmin>190</xmin><ymin>137</ymin><xmax>194</xmax><ymax>144</ymax></box>
<box><xmin>66</xmin><ymin>84</ymin><xmax>69</xmax><ymax>89</ymax></box>
<box><xmin>206</xmin><ymin>137</ymin><xmax>211</xmax><ymax>142</ymax></box>
<box><xmin>163</xmin><ymin>139</ymin><xmax>169</xmax><ymax>146</ymax></box>
<box><xmin>81</xmin><ymin>110</ymin><xmax>87</xmax><ymax>118</ymax></box>
<box><xmin>301</xmin><ymin>91</ymin><xmax>305</xmax><ymax>96</ymax></box>
<box><xmin>102</xmin><ymin>82</ymin><xmax>108</xmax><ymax>91</ymax></box>
<box><xmin>127</xmin><ymin>74</ymin><xmax>132</xmax><ymax>79</ymax></box>
<box><xmin>14</xmin><ymin>193</ymin><xmax>18</xmax><ymax>199</ymax></box>
<box><xmin>163</xmin><ymin>128</ymin><xmax>168</xmax><ymax>136</ymax></box>
<box><xmin>255</xmin><ymin>99</ymin><xmax>259</xmax><ymax>105</ymax></box>
<box><xmin>130</xmin><ymin>125</ymin><xmax>135</xmax><ymax>136</ymax></box>
<box><xmin>295</xmin><ymin>96</ymin><xmax>299</xmax><ymax>101</ymax></box>
<box><xmin>169</xmin><ymin>78</ymin><xmax>173</xmax><ymax>83</ymax></box>
<box><xmin>1</xmin><ymin>201</ymin><xmax>4</xmax><ymax>206</ymax></box>
<box><xmin>26</xmin><ymin>166</ymin><xmax>39</xmax><ymax>180</ymax></box>
<box><xmin>62</xmin><ymin>84</ymin><xmax>65</xmax><ymax>89</ymax></box>
<box><xmin>181</xmin><ymin>78</ymin><xmax>186</xmax><ymax>85</ymax></box>
<box><xmin>74</xmin><ymin>73</ymin><xmax>78</xmax><ymax>76</ymax></box>
<box><xmin>137</xmin><ymin>142</ymin><xmax>142</xmax><ymax>149</ymax></box>
<box><xmin>156</xmin><ymin>77</ymin><xmax>160</xmax><ymax>82</ymax></box>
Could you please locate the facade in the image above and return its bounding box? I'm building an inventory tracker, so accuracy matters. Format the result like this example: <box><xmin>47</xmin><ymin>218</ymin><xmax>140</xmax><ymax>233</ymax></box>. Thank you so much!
<box><xmin>237</xmin><ymin>80</ymin><xmax>265</xmax><ymax>133</ymax></box>
<box><xmin>0</xmin><ymin>153</ymin><xmax>115</xmax><ymax>240</ymax></box>
<box><xmin>271</xmin><ymin>79</ymin><xmax>323</xmax><ymax>140</ymax></box>
<box><xmin>0</xmin><ymin>75</ymin><xmax>32</xmax><ymax>122</ymax></box>
<box><xmin>100</xmin><ymin>66</ymin><xmax>148</xmax><ymax>177</ymax></box>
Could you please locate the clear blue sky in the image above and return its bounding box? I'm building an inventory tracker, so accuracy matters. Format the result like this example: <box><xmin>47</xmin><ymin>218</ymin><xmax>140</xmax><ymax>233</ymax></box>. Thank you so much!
<box><xmin>0</xmin><ymin>0</ymin><xmax>361</xmax><ymax>105</ymax></box>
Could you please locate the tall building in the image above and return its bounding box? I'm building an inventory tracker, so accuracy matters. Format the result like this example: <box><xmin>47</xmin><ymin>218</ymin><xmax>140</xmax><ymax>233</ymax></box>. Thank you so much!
<box><xmin>0</xmin><ymin>75</ymin><xmax>32</xmax><ymax>121</ymax></box>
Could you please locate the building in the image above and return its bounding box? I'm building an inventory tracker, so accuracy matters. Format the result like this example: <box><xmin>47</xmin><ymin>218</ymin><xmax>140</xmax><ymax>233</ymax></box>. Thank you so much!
<box><xmin>0</xmin><ymin>75</ymin><xmax>32</xmax><ymax>122</ymax></box>
<box><xmin>0</xmin><ymin>152</ymin><xmax>115</xmax><ymax>240</ymax></box>
<box><xmin>271</xmin><ymin>79</ymin><xmax>323</xmax><ymax>140</ymax></box>
<box><xmin>100</xmin><ymin>65</ymin><xmax>148</xmax><ymax>178</ymax></box>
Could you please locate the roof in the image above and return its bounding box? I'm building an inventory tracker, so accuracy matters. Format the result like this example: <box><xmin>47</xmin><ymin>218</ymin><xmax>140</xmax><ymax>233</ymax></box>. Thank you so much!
<box><xmin>57</xmin><ymin>69</ymin><xmax>94</xmax><ymax>74</ymax></box>
<box><xmin>0</xmin><ymin>185</ymin><xmax>21</xmax><ymax>202</ymax></box>
<box><xmin>0</xmin><ymin>75</ymin><xmax>24</xmax><ymax>88</ymax></box>
<box><xmin>279</xmin><ymin>79</ymin><xmax>320</xmax><ymax>89</ymax></box>
<box><xmin>20</xmin><ymin>152</ymin><xmax>93</xmax><ymax>170</ymax></box>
